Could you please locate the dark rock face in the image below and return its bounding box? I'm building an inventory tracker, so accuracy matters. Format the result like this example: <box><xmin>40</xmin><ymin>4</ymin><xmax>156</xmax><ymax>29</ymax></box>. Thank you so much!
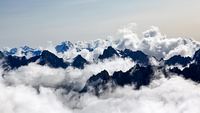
<box><xmin>71</xmin><ymin>55</ymin><xmax>88</xmax><ymax>69</ymax></box>
<box><xmin>181</xmin><ymin>63</ymin><xmax>200</xmax><ymax>82</ymax></box>
<box><xmin>3</xmin><ymin>56</ymin><xmax>29</xmax><ymax>69</ymax></box>
<box><xmin>38</xmin><ymin>50</ymin><xmax>69</xmax><ymax>68</ymax></box>
<box><xmin>120</xmin><ymin>49</ymin><xmax>149</xmax><ymax>65</ymax></box>
<box><xmin>98</xmin><ymin>46</ymin><xmax>119</xmax><ymax>60</ymax></box>
<box><xmin>3</xmin><ymin>50</ymin><xmax>69</xmax><ymax>70</ymax></box>
<box><xmin>165</xmin><ymin>55</ymin><xmax>192</xmax><ymax>66</ymax></box>
<box><xmin>169</xmin><ymin>63</ymin><xmax>200</xmax><ymax>82</ymax></box>
<box><xmin>98</xmin><ymin>47</ymin><xmax>149</xmax><ymax>65</ymax></box>
<box><xmin>2</xmin><ymin>53</ymin><xmax>41</xmax><ymax>70</ymax></box>
<box><xmin>80</xmin><ymin>70</ymin><xmax>110</xmax><ymax>95</ymax></box>
<box><xmin>113</xmin><ymin>64</ymin><xmax>153</xmax><ymax>89</ymax></box>
<box><xmin>0</xmin><ymin>51</ymin><xmax>4</xmax><ymax>59</ymax></box>
<box><xmin>81</xmin><ymin>64</ymin><xmax>154</xmax><ymax>95</ymax></box>
<box><xmin>193</xmin><ymin>49</ymin><xmax>200</xmax><ymax>64</ymax></box>
<box><xmin>2</xmin><ymin>50</ymin><xmax>90</xmax><ymax>70</ymax></box>
<box><xmin>168</xmin><ymin>49</ymin><xmax>200</xmax><ymax>82</ymax></box>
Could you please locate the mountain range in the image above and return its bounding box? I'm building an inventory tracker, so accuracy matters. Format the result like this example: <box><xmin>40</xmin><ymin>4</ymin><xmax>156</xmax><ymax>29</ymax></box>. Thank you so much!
<box><xmin>1</xmin><ymin>40</ymin><xmax>200</xmax><ymax>95</ymax></box>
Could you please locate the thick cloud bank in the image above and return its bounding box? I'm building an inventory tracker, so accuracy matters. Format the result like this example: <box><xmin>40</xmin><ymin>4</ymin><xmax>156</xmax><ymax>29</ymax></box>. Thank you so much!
<box><xmin>74</xmin><ymin>76</ymin><xmax>200</xmax><ymax>113</ymax></box>
<box><xmin>1</xmin><ymin>70</ymin><xmax>200</xmax><ymax>113</ymax></box>
<box><xmin>0</xmin><ymin>24</ymin><xmax>200</xmax><ymax>113</ymax></box>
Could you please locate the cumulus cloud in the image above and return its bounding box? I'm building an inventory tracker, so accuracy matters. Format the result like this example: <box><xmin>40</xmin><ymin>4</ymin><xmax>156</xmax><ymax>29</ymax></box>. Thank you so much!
<box><xmin>54</xmin><ymin>24</ymin><xmax>199</xmax><ymax>61</ymax></box>
<box><xmin>115</xmin><ymin>25</ymin><xmax>200</xmax><ymax>59</ymax></box>
<box><xmin>3</xmin><ymin>63</ymin><xmax>67</xmax><ymax>87</ymax></box>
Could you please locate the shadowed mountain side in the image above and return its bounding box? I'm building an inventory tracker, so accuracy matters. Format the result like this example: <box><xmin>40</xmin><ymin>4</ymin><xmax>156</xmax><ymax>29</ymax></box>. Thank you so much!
<box><xmin>169</xmin><ymin>63</ymin><xmax>200</xmax><ymax>82</ymax></box>
<box><xmin>165</xmin><ymin>55</ymin><xmax>192</xmax><ymax>66</ymax></box>
<box><xmin>98</xmin><ymin>47</ymin><xmax>150</xmax><ymax>65</ymax></box>
<box><xmin>80</xmin><ymin>64</ymin><xmax>154</xmax><ymax>95</ymax></box>
<box><xmin>71</xmin><ymin>55</ymin><xmax>89</xmax><ymax>69</ymax></box>
<box><xmin>193</xmin><ymin>49</ymin><xmax>200</xmax><ymax>64</ymax></box>
<box><xmin>98</xmin><ymin>46</ymin><xmax>119</xmax><ymax>60</ymax></box>
<box><xmin>120</xmin><ymin>49</ymin><xmax>149</xmax><ymax>65</ymax></box>
<box><xmin>167</xmin><ymin>48</ymin><xmax>200</xmax><ymax>82</ymax></box>
<box><xmin>38</xmin><ymin>50</ymin><xmax>69</xmax><ymax>68</ymax></box>
<box><xmin>2</xmin><ymin>50</ymin><xmax>69</xmax><ymax>70</ymax></box>
<box><xmin>1</xmin><ymin>50</ymin><xmax>90</xmax><ymax>70</ymax></box>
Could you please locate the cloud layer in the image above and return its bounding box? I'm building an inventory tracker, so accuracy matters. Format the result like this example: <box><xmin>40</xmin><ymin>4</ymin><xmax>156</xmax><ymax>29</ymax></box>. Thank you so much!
<box><xmin>0</xmin><ymin>24</ymin><xmax>200</xmax><ymax>113</ymax></box>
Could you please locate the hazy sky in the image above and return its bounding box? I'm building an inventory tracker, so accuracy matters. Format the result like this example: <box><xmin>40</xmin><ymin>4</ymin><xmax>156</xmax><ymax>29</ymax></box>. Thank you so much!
<box><xmin>0</xmin><ymin>0</ymin><xmax>200</xmax><ymax>48</ymax></box>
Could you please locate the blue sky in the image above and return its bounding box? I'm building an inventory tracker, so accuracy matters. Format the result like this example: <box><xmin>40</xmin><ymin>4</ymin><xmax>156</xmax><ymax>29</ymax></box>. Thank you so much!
<box><xmin>0</xmin><ymin>0</ymin><xmax>199</xmax><ymax>48</ymax></box>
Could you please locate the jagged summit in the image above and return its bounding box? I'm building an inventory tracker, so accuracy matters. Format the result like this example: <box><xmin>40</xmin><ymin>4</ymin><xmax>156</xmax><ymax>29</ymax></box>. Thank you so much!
<box><xmin>165</xmin><ymin>55</ymin><xmax>192</xmax><ymax>66</ymax></box>
<box><xmin>0</xmin><ymin>38</ymin><xmax>200</xmax><ymax>97</ymax></box>
<box><xmin>98</xmin><ymin>46</ymin><xmax>119</xmax><ymax>60</ymax></box>
<box><xmin>120</xmin><ymin>49</ymin><xmax>149</xmax><ymax>65</ymax></box>
<box><xmin>39</xmin><ymin>50</ymin><xmax>68</xmax><ymax>68</ymax></box>
<box><xmin>81</xmin><ymin>64</ymin><xmax>153</xmax><ymax>95</ymax></box>
<box><xmin>71</xmin><ymin>55</ymin><xmax>88</xmax><ymax>69</ymax></box>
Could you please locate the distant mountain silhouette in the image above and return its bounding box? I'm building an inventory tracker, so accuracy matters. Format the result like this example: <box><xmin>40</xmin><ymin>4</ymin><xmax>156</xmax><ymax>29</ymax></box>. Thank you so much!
<box><xmin>165</xmin><ymin>55</ymin><xmax>192</xmax><ymax>66</ymax></box>
<box><xmin>193</xmin><ymin>49</ymin><xmax>200</xmax><ymax>63</ymax></box>
<box><xmin>2</xmin><ymin>50</ymin><xmax>69</xmax><ymax>70</ymax></box>
<box><xmin>98</xmin><ymin>46</ymin><xmax>119</xmax><ymax>59</ymax></box>
<box><xmin>169</xmin><ymin>63</ymin><xmax>200</xmax><ymax>82</ymax></box>
<box><xmin>71</xmin><ymin>55</ymin><xmax>88</xmax><ymax>69</ymax></box>
<box><xmin>120</xmin><ymin>49</ymin><xmax>149</xmax><ymax>65</ymax></box>
<box><xmin>112</xmin><ymin>64</ymin><xmax>153</xmax><ymax>89</ymax></box>
<box><xmin>2</xmin><ymin>45</ymin><xmax>200</xmax><ymax>97</ymax></box>
<box><xmin>3</xmin><ymin>56</ymin><xmax>29</xmax><ymax>70</ymax></box>
<box><xmin>81</xmin><ymin>64</ymin><xmax>153</xmax><ymax>95</ymax></box>
<box><xmin>38</xmin><ymin>50</ymin><xmax>69</xmax><ymax>68</ymax></box>
<box><xmin>168</xmin><ymin>49</ymin><xmax>200</xmax><ymax>82</ymax></box>
<box><xmin>80</xmin><ymin>70</ymin><xmax>110</xmax><ymax>95</ymax></box>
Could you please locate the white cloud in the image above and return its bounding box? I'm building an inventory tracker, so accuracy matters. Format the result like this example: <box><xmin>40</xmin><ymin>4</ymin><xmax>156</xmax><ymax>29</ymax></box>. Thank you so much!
<box><xmin>1</xmin><ymin>59</ymin><xmax>200</xmax><ymax>113</ymax></box>
<box><xmin>115</xmin><ymin>25</ymin><xmax>200</xmax><ymax>59</ymax></box>
<box><xmin>71</xmin><ymin>76</ymin><xmax>200</xmax><ymax>113</ymax></box>
<box><xmin>2</xmin><ymin>57</ymin><xmax>134</xmax><ymax>90</ymax></box>
<box><xmin>1</xmin><ymin>23</ymin><xmax>200</xmax><ymax>113</ymax></box>
<box><xmin>0</xmin><ymin>77</ymin><xmax>72</xmax><ymax>113</ymax></box>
